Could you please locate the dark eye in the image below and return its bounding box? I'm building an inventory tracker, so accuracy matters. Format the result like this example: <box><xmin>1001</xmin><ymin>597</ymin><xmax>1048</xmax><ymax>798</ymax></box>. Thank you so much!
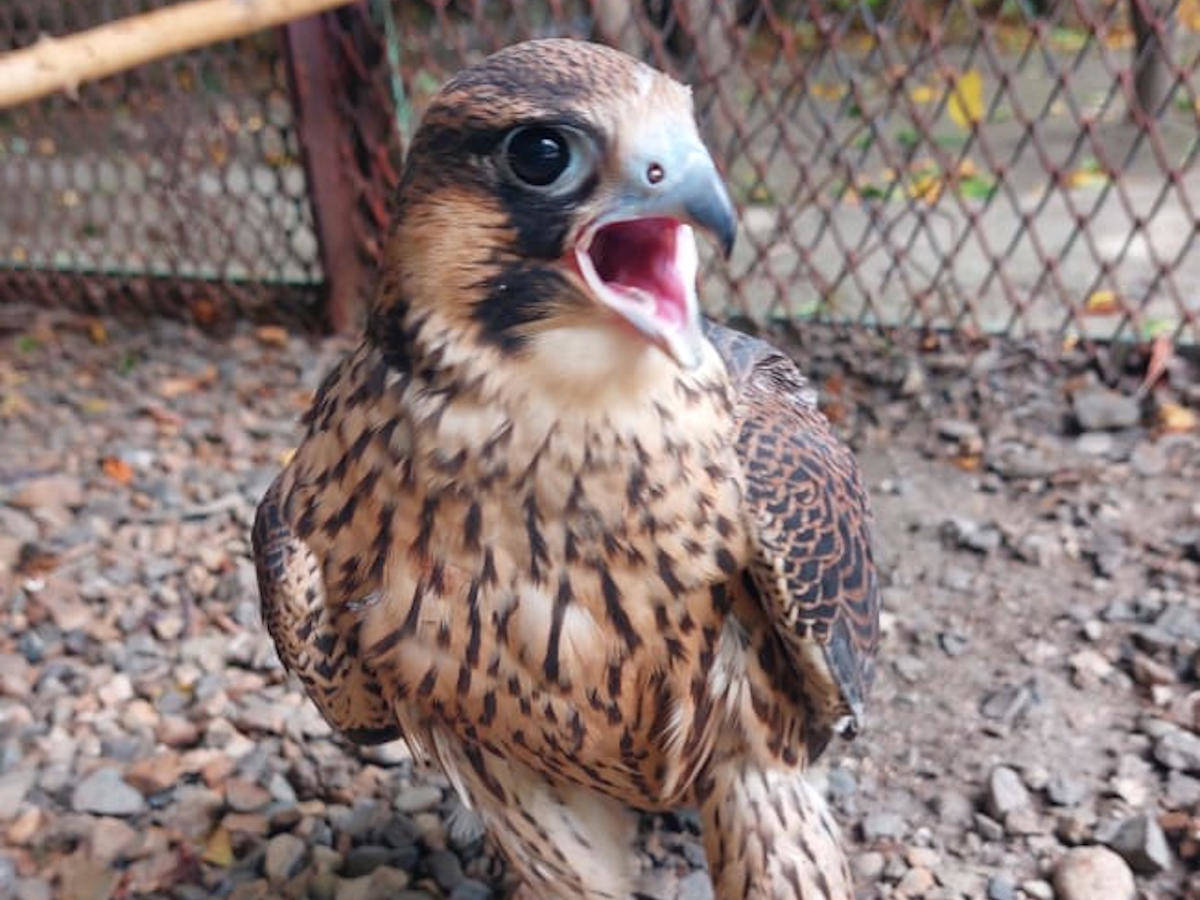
<box><xmin>504</xmin><ymin>126</ymin><xmax>571</xmax><ymax>187</ymax></box>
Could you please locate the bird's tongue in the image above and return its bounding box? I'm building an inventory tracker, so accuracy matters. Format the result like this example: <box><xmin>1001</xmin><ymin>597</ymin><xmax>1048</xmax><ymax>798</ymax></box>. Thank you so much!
<box><xmin>587</xmin><ymin>218</ymin><xmax>688</xmax><ymax>327</ymax></box>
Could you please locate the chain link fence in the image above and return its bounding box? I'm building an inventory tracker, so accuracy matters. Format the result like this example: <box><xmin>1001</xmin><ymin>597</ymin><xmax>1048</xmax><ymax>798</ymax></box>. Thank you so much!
<box><xmin>2</xmin><ymin>1</ymin><xmax>1199</xmax><ymax>344</ymax></box>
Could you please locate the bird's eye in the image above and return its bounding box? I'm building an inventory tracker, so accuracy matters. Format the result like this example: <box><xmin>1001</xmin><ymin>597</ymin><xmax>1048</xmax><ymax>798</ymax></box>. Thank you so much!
<box><xmin>506</xmin><ymin>127</ymin><xmax>569</xmax><ymax>186</ymax></box>
<box><xmin>498</xmin><ymin>125</ymin><xmax>594</xmax><ymax>194</ymax></box>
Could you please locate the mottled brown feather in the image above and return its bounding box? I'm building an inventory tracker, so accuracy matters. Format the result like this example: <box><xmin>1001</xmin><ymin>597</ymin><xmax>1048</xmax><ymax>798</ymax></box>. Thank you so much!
<box><xmin>704</xmin><ymin>320</ymin><xmax>880</xmax><ymax>745</ymax></box>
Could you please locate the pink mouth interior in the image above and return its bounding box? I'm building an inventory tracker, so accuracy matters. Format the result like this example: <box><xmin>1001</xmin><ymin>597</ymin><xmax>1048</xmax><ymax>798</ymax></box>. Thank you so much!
<box><xmin>587</xmin><ymin>217</ymin><xmax>687</xmax><ymax>327</ymax></box>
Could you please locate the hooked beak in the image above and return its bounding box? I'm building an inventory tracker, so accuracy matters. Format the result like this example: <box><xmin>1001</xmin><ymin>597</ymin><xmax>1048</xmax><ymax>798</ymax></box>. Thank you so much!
<box><xmin>573</xmin><ymin>133</ymin><xmax>737</xmax><ymax>370</ymax></box>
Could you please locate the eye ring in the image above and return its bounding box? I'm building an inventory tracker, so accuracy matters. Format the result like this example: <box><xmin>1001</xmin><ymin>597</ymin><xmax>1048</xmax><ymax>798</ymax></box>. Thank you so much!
<box><xmin>498</xmin><ymin>124</ymin><xmax>596</xmax><ymax>195</ymax></box>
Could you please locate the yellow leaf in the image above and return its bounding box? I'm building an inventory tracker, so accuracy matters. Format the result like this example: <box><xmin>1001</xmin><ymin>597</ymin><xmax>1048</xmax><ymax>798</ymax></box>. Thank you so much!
<box><xmin>86</xmin><ymin>319</ymin><xmax>107</xmax><ymax>345</ymax></box>
<box><xmin>278</xmin><ymin>447</ymin><xmax>296</xmax><ymax>467</ymax></box>
<box><xmin>810</xmin><ymin>82</ymin><xmax>845</xmax><ymax>101</ymax></box>
<box><xmin>1084</xmin><ymin>290</ymin><xmax>1120</xmax><ymax>315</ymax></box>
<box><xmin>1159</xmin><ymin>402</ymin><xmax>1197</xmax><ymax>433</ymax></box>
<box><xmin>908</xmin><ymin>171</ymin><xmax>943</xmax><ymax>205</ymax></box>
<box><xmin>1103</xmin><ymin>26</ymin><xmax>1134</xmax><ymax>50</ymax></box>
<box><xmin>203</xmin><ymin>827</ymin><xmax>233</xmax><ymax>867</ymax></box>
<box><xmin>1065</xmin><ymin>167</ymin><xmax>1108</xmax><ymax>189</ymax></box>
<box><xmin>947</xmin><ymin>69</ymin><xmax>984</xmax><ymax>131</ymax></box>
<box><xmin>909</xmin><ymin>84</ymin><xmax>936</xmax><ymax>104</ymax></box>
<box><xmin>255</xmin><ymin>325</ymin><xmax>289</xmax><ymax>348</ymax></box>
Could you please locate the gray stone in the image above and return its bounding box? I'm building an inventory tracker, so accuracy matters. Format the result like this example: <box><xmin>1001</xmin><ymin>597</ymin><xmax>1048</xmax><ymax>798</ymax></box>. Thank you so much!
<box><xmin>1020</xmin><ymin>880</ymin><xmax>1054</xmax><ymax>900</ymax></box>
<box><xmin>675</xmin><ymin>871</ymin><xmax>714</xmax><ymax>900</ymax></box>
<box><xmin>931</xmin><ymin>790</ymin><xmax>974</xmax><ymax>826</ymax></box>
<box><xmin>1166</xmin><ymin>770</ymin><xmax>1200</xmax><ymax>808</ymax></box>
<box><xmin>1154</xmin><ymin>726</ymin><xmax>1200</xmax><ymax>771</ymax></box>
<box><xmin>987</xmin><ymin>766</ymin><xmax>1029</xmax><ymax>818</ymax></box>
<box><xmin>71</xmin><ymin>767</ymin><xmax>145</xmax><ymax>816</ymax></box>
<box><xmin>264</xmin><ymin>832</ymin><xmax>306</xmax><ymax>883</ymax></box>
<box><xmin>938</xmin><ymin>631</ymin><xmax>970</xmax><ymax>656</ymax></box>
<box><xmin>986</xmin><ymin>874</ymin><xmax>1015</xmax><ymax>900</ymax></box>
<box><xmin>1053</xmin><ymin>846</ymin><xmax>1135</xmax><ymax>900</ymax></box>
<box><xmin>425</xmin><ymin>849</ymin><xmax>464</xmax><ymax>891</ymax></box>
<box><xmin>860</xmin><ymin>810</ymin><xmax>905</xmax><ymax>842</ymax></box>
<box><xmin>973</xmin><ymin>813</ymin><xmax>1005</xmax><ymax>841</ymax></box>
<box><xmin>0</xmin><ymin>766</ymin><xmax>36</xmax><ymax>818</ymax></box>
<box><xmin>342</xmin><ymin>845</ymin><xmax>395</xmax><ymax>878</ymax></box>
<box><xmin>941</xmin><ymin>517</ymin><xmax>1002</xmax><ymax>553</ymax></box>
<box><xmin>852</xmin><ymin>851</ymin><xmax>885</xmax><ymax>880</ymax></box>
<box><xmin>1106</xmin><ymin>813</ymin><xmax>1172</xmax><ymax>874</ymax></box>
<box><xmin>450</xmin><ymin>881</ymin><xmax>494</xmax><ymax>900</ymax></box>
<box><xmin>15</xmin><ymin>878</ymin><xmax>52</xmax><ymax>900</ymax></box>
<box><xmin>1073</xmin><ymin>389</ymin><xmax>1140</xmax><ymax>431</ymax></box>
<box><xmin>1046</xmin><ymin>774</ymin><xmax>1088</xmax><ymax>806</ymax></box>
<box><xmin>394</xmin><ymin>783</ymin><xmax>442</xmax><ymax>815</ymax></box>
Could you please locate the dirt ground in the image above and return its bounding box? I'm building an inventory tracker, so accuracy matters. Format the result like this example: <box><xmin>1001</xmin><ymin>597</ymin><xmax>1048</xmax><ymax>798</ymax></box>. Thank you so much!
<box><xmin>1</xmin><ymin>305</ymin><xmax>1199</xmax><ymax>900</ymax></box>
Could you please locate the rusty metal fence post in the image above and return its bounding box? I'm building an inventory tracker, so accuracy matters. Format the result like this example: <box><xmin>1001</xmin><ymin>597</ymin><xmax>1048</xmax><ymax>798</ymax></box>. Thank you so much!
<box><xmin>284</xmin><ymin>8</ymin><xmax>367</xmax><ymax>332</ymax></box>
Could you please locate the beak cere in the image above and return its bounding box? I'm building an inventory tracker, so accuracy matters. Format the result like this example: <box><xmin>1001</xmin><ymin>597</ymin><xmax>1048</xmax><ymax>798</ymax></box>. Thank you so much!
<box><xmin>572</xmin><ymin>140</ymin><xmax>737</xmax><ymax>371</ymax></box>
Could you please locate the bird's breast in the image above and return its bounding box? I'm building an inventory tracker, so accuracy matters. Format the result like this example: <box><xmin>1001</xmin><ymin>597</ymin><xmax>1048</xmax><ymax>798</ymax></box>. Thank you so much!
<box><xmin>356</xmin><ymin>377</ymin><xmax>752</xmax><ymax>806</ymax></box>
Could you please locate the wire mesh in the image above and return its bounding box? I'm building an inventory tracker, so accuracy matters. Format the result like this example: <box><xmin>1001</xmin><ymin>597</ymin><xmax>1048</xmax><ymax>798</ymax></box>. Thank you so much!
<box><xmin>2</xmin><ymin>1</ymin><xmax>1199</xmax><ymax>345</ymax></box>
<box><xmin>0</xmin><ymin>0</ymin><xmax>324</xmax><ymax>325</ymax></box>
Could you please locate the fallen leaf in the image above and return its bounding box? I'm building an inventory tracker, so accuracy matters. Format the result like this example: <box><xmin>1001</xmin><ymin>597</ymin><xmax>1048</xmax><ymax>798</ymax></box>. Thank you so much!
<box><xmin>809</xmin><ymin>82</ymin><xmax>846</xmax><ymax>101</ymax></box>
<box><xmin>909</xmin><ymin>84</ymin><xmax>936</xmax><ymax>104</ymax></box>
<box><xmin>255</xmin><ymin>325</ymin><xmax>289</xmax><ymax>348</ymax></box>
<box><xmin>190</xmin><ymin>297</ymin><xmax>220</xmax><ymax>328</ymax></box>
<box><xmin>1084</xmin><ymin>290</ymin><xmax>1120</xmax><ymax>314</ymax></box>
<box><xmin>101</xmin><ymin>457</ymin><xmax>134</xmax><ymax>485</ymax></box>
<box><xmin>158</xmin><ymin>366</ymin><xmax>217</xmax><ymax>399</ymax></box>
<box><xmin>951</xmin><ymin>454</ymin><xmax>982</xmax><ymax>472</ymax></box>
<box><xmin>86</xmin><ymin>319</ymin><xmax>107</xmax><ymax>345</ymax></box>
<box><xmin>1159</xmin><ymin>402</ymin><xmax>1197</xmax><ymax>433</ymax></box>
<box><xmin>1141</xmin><ymin>334</ymin><xmax>1173</xmax><ymax>392</ymax></box>
<box><xmin>203</xmin><ymin>827</ymin><xmax>233</xmax><ymax>867</ymax></box>
<box><xmin>1064</xmin><ymin>159</ymin><xmax>1108</xmax><ymax>189</ymax></box>
<box><xmin>278</xmin><ymin>448</ymin><xmax>296</xmax><ymax>466</ymax></box>
<box><xmin>947</xmin><ymin>69</ymin><xmax>984</xmax><ymax>130</ymax></box>
<box><xmin>1103</xmin><ymin>25</ymin><xmax>1134</xmax><ymax>49</ymax></box>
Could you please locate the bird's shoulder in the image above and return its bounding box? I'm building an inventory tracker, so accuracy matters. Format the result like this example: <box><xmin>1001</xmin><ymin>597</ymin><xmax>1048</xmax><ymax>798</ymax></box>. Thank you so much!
<box><xmin>704</xmin><ymin>319</ymin><xmax>880</xmax><ymax>748</ymax></box>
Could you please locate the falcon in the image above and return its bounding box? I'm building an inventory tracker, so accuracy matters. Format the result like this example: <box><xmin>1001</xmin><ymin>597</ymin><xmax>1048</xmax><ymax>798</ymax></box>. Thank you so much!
<box><xmin>253</xmin><ymin>38</ymin><xmax>879</xmax><ymax>899</ymax></box>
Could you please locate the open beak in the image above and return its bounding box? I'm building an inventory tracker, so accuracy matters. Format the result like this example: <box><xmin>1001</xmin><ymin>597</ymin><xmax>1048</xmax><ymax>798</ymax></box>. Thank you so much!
<box><xmin>573</xmin><ymin>133</ymin><xmax>736</xmax><ymax>370</ymax></box>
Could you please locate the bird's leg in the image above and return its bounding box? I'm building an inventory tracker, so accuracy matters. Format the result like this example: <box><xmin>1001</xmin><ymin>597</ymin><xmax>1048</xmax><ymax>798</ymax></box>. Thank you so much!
<box><xmin>695</xmin><ymin>759</ymin><xmax>853</xmax><ymax>900</ymax></box>
<box><xmin>435</xmin><ymin>734</ymin><xmax>639</xmax><ymax>900</ymax></box>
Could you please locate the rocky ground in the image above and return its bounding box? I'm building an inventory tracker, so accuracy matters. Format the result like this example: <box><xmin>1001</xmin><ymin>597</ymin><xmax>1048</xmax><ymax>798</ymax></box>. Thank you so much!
<box><xmin>0</xmin><ymin>304</ymin><xmax>1198</xmax><ymax>899</ymax></box>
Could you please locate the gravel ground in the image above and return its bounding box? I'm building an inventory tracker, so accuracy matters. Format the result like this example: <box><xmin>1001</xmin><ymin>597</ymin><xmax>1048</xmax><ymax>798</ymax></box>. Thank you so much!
<box><xmin>1</xmin><ymin>305</ymin><xmax>1199</xmax><ymax>899</ymax></box>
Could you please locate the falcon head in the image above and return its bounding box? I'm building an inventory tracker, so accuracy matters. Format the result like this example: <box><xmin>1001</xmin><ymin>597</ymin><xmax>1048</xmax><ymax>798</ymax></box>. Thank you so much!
<box><xmin>372</xmin><ymin>39</ymin><xmax>736</xmax><ymax>378</ymax></box>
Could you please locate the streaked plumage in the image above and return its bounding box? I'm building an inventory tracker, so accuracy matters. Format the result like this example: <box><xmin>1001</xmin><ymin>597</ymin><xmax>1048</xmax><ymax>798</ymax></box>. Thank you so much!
<box><xmin>253</xmin><ymin>39</ymin><xmax>879</xmax><ymax>899</ymax></box>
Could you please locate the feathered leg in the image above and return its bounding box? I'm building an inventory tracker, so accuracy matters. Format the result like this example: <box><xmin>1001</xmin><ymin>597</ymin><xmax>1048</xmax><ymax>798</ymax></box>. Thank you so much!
<box><xmin>433</xmin><ymin>732</ymin><xmax>639</xmax><ymax>900</ymax></box>
<box><xmin>696</xmin><ymin>759</ymin><xmax>852</xmax><ymax>900</ymax></box>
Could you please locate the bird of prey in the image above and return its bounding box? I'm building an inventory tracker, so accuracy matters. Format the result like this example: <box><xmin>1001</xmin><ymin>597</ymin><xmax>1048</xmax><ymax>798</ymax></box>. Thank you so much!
<box><xmin>254</xmin><ymin>38</ymin><xmax>879</xmax><ymax>899</ymax></box>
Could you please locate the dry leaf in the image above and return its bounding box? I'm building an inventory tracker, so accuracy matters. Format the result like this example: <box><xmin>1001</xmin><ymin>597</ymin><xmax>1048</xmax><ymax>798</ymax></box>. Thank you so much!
<box><xmin>203</xmin><ymin>827</ymin><xmax>233</xmax><ymax>867</ymax></box>
<box><xmin>909</xmin><ymin>84</ymin><xmax>936</xmax><ymax>104</ymax></box>
<box><xmin>1158</xmin><ymin>402</ymin><xmax>1197</xmax><ymax>433</ymax></box>
<box><xmin>191</xmin><ymin>297</ymin><xmax>220</xmax><ymax>327</ymax></box>
<box><xmin>86</xmin><ymin>319</ymin><xmax>107</xmax><ymax>345</ymax></box>
<box><xmin>809</xmin><ymin>82</ymin><xmax>845</xmax><ymax>101</ymax></box>
<box><xmin>101</xmin><ymin>457</ymin><xmax>134</xmax><ymax>485</ymax></box>
<box><xmin>1084</xmin><ymin>290</ymin><xmax>1120</xmax><ymax>315</ymax></box>
<box><xmin>255</xmin><ymin>325</ymin><xmax>289</xmax><ymax>348</ymax></box>
<box><xmin>158</xmin><ymin>366</ymin><xmax>217</xmax><ymax>399</ymax></box>
<box><xmin>947</xmin><ymin>69</ymin><xmax>984</xmax><ymax>130</ymax></box>
<box><xmin>1065</xmin><ymin>165</ymin><xmax>1108</xmax><ymax>189</ymax></box>
<box><xmin>278</xmin><ymin>447</ymin><xmax>297</xmax><ymax>467</ymax></box>
<box><xmin>951</xmin><ymin>454</ymin><xmax>982</xmax><ymax>472</ymax></box>
<box><xmin>1141</xmin><ymin>334</ymin><xmax>1173</xmax><ymax>393</ymax></box>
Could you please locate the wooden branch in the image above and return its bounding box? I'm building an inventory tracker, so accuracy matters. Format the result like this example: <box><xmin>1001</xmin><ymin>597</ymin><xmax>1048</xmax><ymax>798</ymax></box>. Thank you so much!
<box><xmin>0</xmin><ymin>0</ymin><xmax>355</xmax><ymax>109</ymax></box>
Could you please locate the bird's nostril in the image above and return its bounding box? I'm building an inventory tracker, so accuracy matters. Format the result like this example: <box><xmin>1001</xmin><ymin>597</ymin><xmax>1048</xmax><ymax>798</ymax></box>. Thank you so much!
<box><xmin>646</xmin><ymin>162</ymin><xmax>665</xmax><ymax>185</ymax></box>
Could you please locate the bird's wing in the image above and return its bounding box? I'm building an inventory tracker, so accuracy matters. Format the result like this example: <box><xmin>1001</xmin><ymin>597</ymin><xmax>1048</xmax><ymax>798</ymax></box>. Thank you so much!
<box><xmin>704</xmin><ymin>320</ymin><xmax>880</xmax><ymax>743</ymax></box>
<box><xmin>251</xmin><ymin>350</ymin><xmax>403</xmax><ymax>746</ymax></box>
